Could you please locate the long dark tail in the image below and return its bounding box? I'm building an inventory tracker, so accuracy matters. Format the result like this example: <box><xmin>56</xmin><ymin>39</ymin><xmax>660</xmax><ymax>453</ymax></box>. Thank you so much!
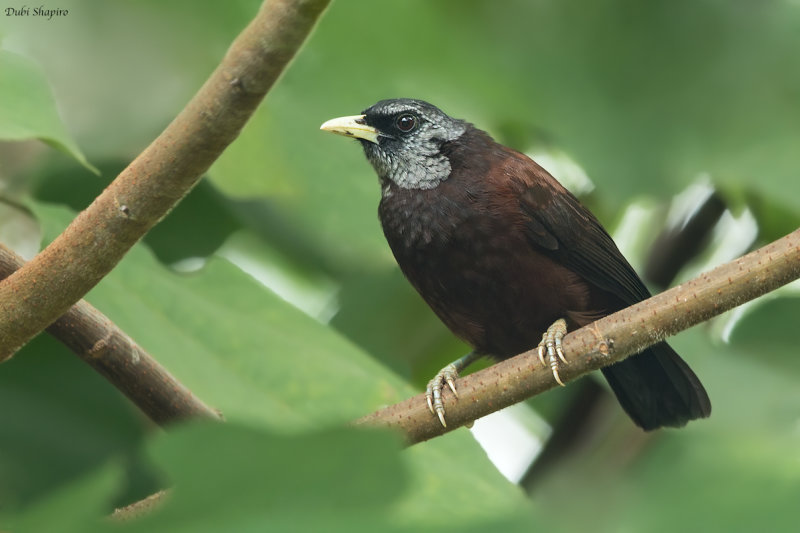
<box><xmin>601</xmin><ymin>342</ymin><xmax>711</xmax><ymax>431</ymax></box>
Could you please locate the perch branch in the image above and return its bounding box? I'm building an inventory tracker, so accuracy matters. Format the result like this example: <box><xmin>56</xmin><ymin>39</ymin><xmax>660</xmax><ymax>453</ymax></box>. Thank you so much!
<box><xmin>357</xmin><ymin>228</ymin><xmax>800</xmax><ymax>444</ymax></box>
<box><xmin>0</xmin><ymin>0</ymin><xmax>331</xmax><ymax>360</ymax></box>
<box><xmin>0</xmin><ymin>244</ymin><xmax>220</xmax><ymax>425</ymax></box>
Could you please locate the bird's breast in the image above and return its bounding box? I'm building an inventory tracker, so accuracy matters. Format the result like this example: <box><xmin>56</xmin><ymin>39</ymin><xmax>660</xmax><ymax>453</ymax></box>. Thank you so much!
<box><xmin>378</xmin><ymin>185</ymin><xmax>592</xmax><ymax>357</ymax></box>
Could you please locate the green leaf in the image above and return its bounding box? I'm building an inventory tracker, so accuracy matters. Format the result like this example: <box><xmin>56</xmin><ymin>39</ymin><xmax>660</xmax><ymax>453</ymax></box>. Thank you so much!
<box><xmin>1</xmin><ymin>460</ymin><xmax>123</xmax><ymax>533</ymax></box>
<box><xmin>727</xmin><ymin>292</ymin><xmax>800</xmax><ymax>376</ymax></box>
<box><xmin>0</xmin><ymin>0</ymin><xmax>259</xmax><ymax>159</ymax></box>
<box><xmin>6</xmin><ymin>1</ymin><xmax>800</xmax><ymax>266</ymax></box>
<box><xmin>6</xmin><ymin>2</ymin><xmax>799</xmax><ymax>529</ymax></box>
<box><xmin>530</xmin><ymin>328</ymin><xmax>800</xmax><ymax>532</ymax></box>
<box><xmin>27</xmin><ymin>202</ymin><xmax>532</xmax><ymax>528</ymax></box>
<box><xmin>0</xmin><ymin>335</ymin><xmax>157</xmax><ymax>512</ymax></box>
<box><xmin>202</xmin><ymin>0</ymin><xmax>800</xmax><ymax>271</ymax></box>
<box><xmin>330</xmin><ymin>268</ymin><xmax>469</xmax><ymax>384</ymax></box>
<box><xmin>121</xmin><ymin>422</ymin><xmax>407</xmax><ymax>532</ymax></box>
<box><xmin>0</xmin><ymin>50</ymin><xmax>97</xmax><ymax>173</ymax></box>
<box><xmin>0</xmin><ymin>199</ymin><xmax>40</xmax><ymax>259</ymax></box>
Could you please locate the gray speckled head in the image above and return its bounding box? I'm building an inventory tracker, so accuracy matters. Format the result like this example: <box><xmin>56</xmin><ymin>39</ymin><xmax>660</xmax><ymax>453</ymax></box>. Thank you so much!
<box><xmin>359</xmin><ymin>99</ymin><xmax>467</xmax><ymax>192</ymax></box>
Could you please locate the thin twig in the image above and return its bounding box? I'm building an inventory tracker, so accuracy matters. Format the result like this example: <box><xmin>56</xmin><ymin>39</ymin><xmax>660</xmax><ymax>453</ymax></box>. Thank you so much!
<box><xmin>356</xmin><ymin>229</ymin><xmax>800</xmax><ymax>444</ymax></box>
<box><xmin>110</xmin><ymin>490</ymin><xmax>169</xmax><ymax>522</ymax></box>
<box><xmin>0</xmin><ymin>0</ymin><xmax>332</xmax><ymax>360</ymax></box>
<box><xmin>0</xmin><ymin>244</ymin><xmax>220</xmax><ymax>425</ymax></box>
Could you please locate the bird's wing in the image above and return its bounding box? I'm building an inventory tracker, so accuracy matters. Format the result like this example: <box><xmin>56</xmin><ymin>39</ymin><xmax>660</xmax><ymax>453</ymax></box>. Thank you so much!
<box><xmin>512</xmin><ymin>157</ymin><xmax>652</xmax><ymax>305</ymax></box>
<box><xmin>507</xmin><ymin>152</ymin><xmax>711</xmax><ymax>429</ymax></box>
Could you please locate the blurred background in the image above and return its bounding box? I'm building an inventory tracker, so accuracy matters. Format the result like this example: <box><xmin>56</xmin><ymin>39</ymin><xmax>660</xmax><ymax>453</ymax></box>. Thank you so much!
<box><xmin>1</xmin><ymin>1</ymin><xmax>799</xmax><ymax>530</ymax></box>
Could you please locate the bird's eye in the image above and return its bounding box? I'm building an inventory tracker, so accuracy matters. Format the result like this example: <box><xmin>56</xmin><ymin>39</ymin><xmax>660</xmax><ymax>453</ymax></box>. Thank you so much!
<box><xmin>395</xmin><ymin>114</ymin><xmax>417</xmax><ymax>133</ymax></box>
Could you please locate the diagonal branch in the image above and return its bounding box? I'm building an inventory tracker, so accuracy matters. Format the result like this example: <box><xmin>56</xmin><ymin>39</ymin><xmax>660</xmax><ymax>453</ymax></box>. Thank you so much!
<box><xmin>357</xmin><ymin>228</ymin><xmax>800</xmax><ymax>444</ymax></box>
<box><xmin>0</xmin><ymin>244</ymin><xmax>220</xmax><ymax>425</ymax></box>
<box><xmin>0</xmin><ymin>0</ymin><xmax>331</xmax><ymax>360</ymax></box>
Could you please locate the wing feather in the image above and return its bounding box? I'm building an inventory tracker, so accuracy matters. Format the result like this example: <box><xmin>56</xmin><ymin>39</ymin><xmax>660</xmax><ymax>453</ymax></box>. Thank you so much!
<box><xmin>513</xmin><ymin>158</ymin><xmax>651</xmax><ymax>305</ymax></box>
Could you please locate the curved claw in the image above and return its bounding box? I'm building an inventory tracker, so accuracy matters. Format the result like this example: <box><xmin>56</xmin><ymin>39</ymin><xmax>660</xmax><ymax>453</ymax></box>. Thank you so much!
<box><xmin>423</xmin><ymin>351</ymin><xmax>482</xmax><ymax>428</ymax></box>
<box><xmin>554</xmin><ymin>332</ymin><xmax>567</xmax><ymax>364</ymax></box>
<box><xmin>446</xmin><ymin>376</ymin><xmax>458</xmax><ymax>398</ymax></box>
<box><xmin>537</xmin><ymin>318</ymin><xmax>569</xmax><ymax>387</ymax></box>
<box><xmin>550</xmin><ymin>359</ymin><xmax>565</xmax><ymax>386</ymax></box>
<box><xmin>425</xmin><ymin>363</ymin><xmax>460</xmax><ymax>427</ymax></box>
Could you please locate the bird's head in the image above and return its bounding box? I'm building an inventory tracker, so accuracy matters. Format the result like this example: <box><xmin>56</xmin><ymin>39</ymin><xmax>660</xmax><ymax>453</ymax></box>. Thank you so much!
<box><xmin>320</xmin><ymin>99</ymin><xmax>468</xmax><ymax>191</ymax></box>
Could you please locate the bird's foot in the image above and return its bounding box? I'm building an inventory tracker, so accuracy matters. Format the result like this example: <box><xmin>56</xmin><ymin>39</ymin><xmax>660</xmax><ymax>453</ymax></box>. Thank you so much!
<box><xmin>537</xmin><ymin>318</ymin><xmax>568</xmax><ymax>386</ymax></box>
<box><xmin>425</xmin><ymin>351</ymin><xmax>482</xmax><ymax>427</ymax></box>
<box><xmin>425</xmin><ymin>364</ymin><xmax>458</xmax><ymax>428</ymax></box>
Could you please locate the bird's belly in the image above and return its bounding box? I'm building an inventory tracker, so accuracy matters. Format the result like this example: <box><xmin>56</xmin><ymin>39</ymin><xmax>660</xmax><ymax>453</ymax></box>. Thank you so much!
<box><xmin>397</xmin><ymin>239</ymin><xmax>593</xmax><ymax>358</ymax></box>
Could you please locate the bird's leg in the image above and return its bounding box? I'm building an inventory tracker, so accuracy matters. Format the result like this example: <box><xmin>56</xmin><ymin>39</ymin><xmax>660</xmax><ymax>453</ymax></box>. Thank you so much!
<box><xmin>537</xmin><ymin>318</ymin><xmax>568</xmax><ymax>386</ymax></box>
<box><xmin>425</xmin><ymin>350</ymin><xmax>483</xmax><ymax>427</ymax></box>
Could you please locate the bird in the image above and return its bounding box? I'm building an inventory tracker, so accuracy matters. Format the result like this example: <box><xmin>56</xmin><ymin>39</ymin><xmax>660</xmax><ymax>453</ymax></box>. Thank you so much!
<box><xmin>320</xmin><ymin>98</ymin><xmax>711</xmax><ymax>431</ymax></box>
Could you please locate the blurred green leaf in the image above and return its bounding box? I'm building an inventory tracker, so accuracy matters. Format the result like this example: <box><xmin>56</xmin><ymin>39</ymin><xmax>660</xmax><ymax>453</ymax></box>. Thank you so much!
<box><xmin>0</xmin><ymin>0</ymin><xmax>260</xmax><ymax>159</ymax></box>
<box><xmin>0</xmin><ymin>335</ymin><xmax>156</xmax><ymax>512</ymax></box>
<box><xmin>0</xmin><ymin>50</ymin><xmax>96</xmax><ymax>173</ymax></box>
<box><xmin>1</xmin><ymin>460</ymin><xmax>123</xmax><ymax>533</ymax></box>
<box><xmin>727</xmin><ymin>292</ymin><xmax>800</xmax><ymax>375</ymax></box>
<box><xmin>9</xmin><ymin>1</ymin><xmax>799</xmax><ymax>267</ymax></box>
<box><xmin>206</xmin><ymin>0</ymin><xmax>800</xmax><ymax>270</ymax></box>
<box><xmin>19</xmin><ymin>202</ymin><xmax>532</xmax><ymax>529</ymax></box>
<box><xmin>531</xmin><ymin>327</ymin><xmax>800</xmax><ymax>533</ymax></box>
<box><xmin>745</xmin><ymin>192</ymin><xmax>800</xmax><ymax>244</ymax></box>
<box><xmin>120</xmin><ymin>422</ymin><xmax>408</xmax><ymax>532</ymax></box>
<box><xmin>331</xmin><ymin>268</ymin><xmax>467</xmax><ymax>381</ymax></box>
<box><xmin>32</xmin><ymin>203</ymin><xmax>399</xmax><ymax>429</ymax></box>
<box><xmin>3</xmin><ymin>1</ymin><xmax>800</xmax><ymax>530</ymax></box>
<box><xmin>31</xmin><ymin>160</ymin><xmax>243</xmax><ymax>265</ymax></box>
<box><xmin>0</xmin><ymin>198</ymin><xmax>40</xmax><ymax>259</ymax></box>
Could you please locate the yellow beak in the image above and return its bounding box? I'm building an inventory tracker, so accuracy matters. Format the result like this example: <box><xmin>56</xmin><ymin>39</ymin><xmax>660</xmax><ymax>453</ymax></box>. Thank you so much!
<box><xmin>320</xmin><ymin>114</ymin><xmax>380</xmax><ymax>144</ymax></box>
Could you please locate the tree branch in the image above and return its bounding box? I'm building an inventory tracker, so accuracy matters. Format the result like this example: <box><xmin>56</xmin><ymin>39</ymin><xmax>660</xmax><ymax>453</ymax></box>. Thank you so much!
<box><xmin>0</xmin><ymin>0</ymin><xmax>331</xmax><ymax>360</ymax></box>
<box><xmin>0</xmin><ymin>244</ymin><xmax>220</xmax><ymax>425</ymax></box>
<box><xmin>357</xmin><ymin>228</ymin><xmax>800</xmax><ymax>444</ymax></box>
<box><xmin>110</xmin><ymin>490</ymin><xmax>169</xmax><ymax>522</ymax></box>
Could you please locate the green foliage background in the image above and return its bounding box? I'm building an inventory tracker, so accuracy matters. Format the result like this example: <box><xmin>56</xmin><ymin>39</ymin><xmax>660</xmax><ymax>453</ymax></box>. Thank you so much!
<box><xmin>1</xmin><ymin>1</ymin><xmax>799</xmax><ymax>531</ymax></box>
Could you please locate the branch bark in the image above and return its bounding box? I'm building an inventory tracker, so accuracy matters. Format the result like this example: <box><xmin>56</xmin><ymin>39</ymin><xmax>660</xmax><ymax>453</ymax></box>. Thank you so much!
<box><xmin>0</xmin><ymin>0</ymin><xmax>331</xmax><ymax>360</ymax></box>
<box><xmin>0</xmin><ymin>244</ymin><xmax>220</xmax><ymax>425</ymax></box>
<box><xmin>357</xmin><ymin>228</ymin><xmax>800</xmax><ymax>444</ymax></box>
